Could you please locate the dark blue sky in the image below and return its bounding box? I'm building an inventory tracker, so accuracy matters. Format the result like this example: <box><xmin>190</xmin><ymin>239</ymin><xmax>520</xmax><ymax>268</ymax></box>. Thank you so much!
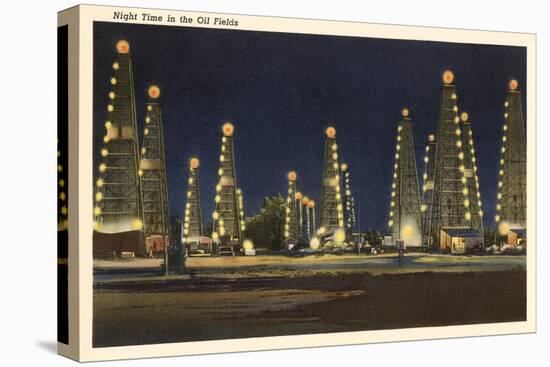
<box><xmin>93</xmin><ymin>21</ymin><xmax>526</xmax><ymax>231</ymax></box>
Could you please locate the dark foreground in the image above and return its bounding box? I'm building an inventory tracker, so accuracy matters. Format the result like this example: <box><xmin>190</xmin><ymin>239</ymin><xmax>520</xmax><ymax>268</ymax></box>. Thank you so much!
<box><xmin>93</xmin><ymin>267</ymin><xmax>526</xmax><ymax>347</ymax></box>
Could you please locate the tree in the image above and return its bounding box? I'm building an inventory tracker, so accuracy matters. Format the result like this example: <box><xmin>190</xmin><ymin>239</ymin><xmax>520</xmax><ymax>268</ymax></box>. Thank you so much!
<box><xmin>365</xmin><ymin>227</ymin><xmax>382</xmax><ymax>247</ymax></box>
<box><xmin>245</xmin><ymin>194</ymin><xmax>286</xmax><ymax>250</ymax></box>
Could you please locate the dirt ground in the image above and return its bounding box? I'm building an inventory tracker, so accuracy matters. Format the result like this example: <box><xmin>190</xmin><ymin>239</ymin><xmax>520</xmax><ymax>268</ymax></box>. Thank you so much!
<box><xmin>93</xmin><ymin>254</ymin><xmax>526</xmax><ymax>347</ymax></box>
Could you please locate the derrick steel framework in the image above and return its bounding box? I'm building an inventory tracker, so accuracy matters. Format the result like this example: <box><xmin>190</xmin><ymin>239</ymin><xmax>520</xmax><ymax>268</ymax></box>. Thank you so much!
<box><xmin>496</xmin><ymin>83</ymin><xmax>527</xmax><ymax>227</ymax></box>
<box><xmin>427</xmin><ymin>73</ymin><xmax>473</xmax><ymax>246</ymax></box>
<box><xmin>319</xmin><ymin>130</ymin><xmax>344</xmax><ymax>236</ymax></box>
<box><xmin>388</xmin><ymin>111</ymin><xmax>422</xmax><ymax>245</ymax></box>
<box><xmin>212</xmin><ymin>124</ymin><xmax>242</xmax><ymax>244</ymax></box>
<box><xmin>139</xmin><ymin>96</ymin><xmax>170</xmax><ymax>241</ymax></box>
<box><xmin>342</xmin><ymin>164</ymin><xmax>357</xmax><ymax>241</ymax></box>
<box><xmin>421</xmin><ymin>134</ymin><xmax>437</xmax><ymax>246</ymax></box>
<box><xmin>182</xmin><ymin>161</ymin><xmax>203</xmax><ymax>243</ymax></box>
<box><xmin>284</xmin><ymin>176</ymin><xmax>299</xmax><ymax>242</ymax></box>
<box><xmin>94</xmin><ymin>44</ymin><xmax>144</xmax><ymax>233</ymax></box>
<box><xmin>460</xmin><ymin>113</ymin><xmax>484</xmax><ymax>233</ymax></box>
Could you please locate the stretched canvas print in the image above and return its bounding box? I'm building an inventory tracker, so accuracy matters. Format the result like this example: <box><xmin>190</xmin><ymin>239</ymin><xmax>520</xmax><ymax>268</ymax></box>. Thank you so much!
<box><xmin>57</xmin><ymin>4</ymin><xmax>536</xmax><ymax>362</ymax></box>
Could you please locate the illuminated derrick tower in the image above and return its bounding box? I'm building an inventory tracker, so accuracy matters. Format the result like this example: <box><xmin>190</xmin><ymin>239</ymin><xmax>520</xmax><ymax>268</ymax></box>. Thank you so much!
<box><xmin>212</xmin><ymin>122</ymin><xmax>242</xmax><ymax>253</ymax></box>
<box><xmin>495</xmin><ymin>79</ymin><xmax>527</xmax><ymax>229</ymax></box>
<box><xmin>93</xmin><ymin>40</ymin><xmax>144</xmax><ymax>255</ymax></box>
<box><xmin>301</xmin><ymin>196</ymin><xmax>310</xmax><ymax>241</ymax></box>
<box><xmin>319</xmin><ymin>127</ymin><xmax>344</xmax><ymax>237</ymax></box>
<box><xmin>341</xmin><ymin>163</ymin><xmax>357</xmax><ymax>242</ymax></box>
<box><xmin>139</xmin><ymin>85</ymin><xmax>170</xmax><ymax>252</ymax></box>
<box><xmin>284</xmin><ymin>172</ymin><xmax>299</xmax><ymax>242</ymax></box>
<box><xmin>295</xmin><ymin>191</ymin><xmax>304</xmax><ymax>242</ymax></box>
<box><xmin>182</xmin><ymin>158</ymin><xmax>203</xmax><ymax>244</ymax></box>
<box><xmin>308</xmin><ymin>200</ymin><xmax>316</xmax><ymax>238</ymax></box>
<box><xmin>428</xmin><ymin>70</ymin><xmax>473</xmax><ymax>245</ymax></box>
<box><xmin>387</xmin><ymin>108</ymin><xmax>422</xmax><ymax>247</ymax></box>
<box><xmin>459</xmin><ymin>111</ymin><xmax>484</xmax><ymax>233</ymax></box>
<box><xmin>420</xmin><ymin>134</ymin><xmax>437</xmax><ymax>246</ymax></box>
<box><xmin>58</xmin><ymin>141</ymin><xmax>68</xmax><ymax>232</ymax></box>
<box><xmin>237</xmin><ymin>188</ymin><xmax>246</xmax><ymax>233</ymax></box>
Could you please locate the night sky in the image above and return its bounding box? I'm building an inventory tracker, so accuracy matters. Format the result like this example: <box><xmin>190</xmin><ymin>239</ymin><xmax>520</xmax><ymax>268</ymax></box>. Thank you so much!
<box><xmin>93</xmin><ymin>21</ymin><xmax>526</xmax><ymax>231</ymax></box>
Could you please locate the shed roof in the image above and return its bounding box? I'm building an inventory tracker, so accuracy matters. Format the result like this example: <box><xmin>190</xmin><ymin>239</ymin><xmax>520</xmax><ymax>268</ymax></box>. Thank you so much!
<box><xmin>441</xmin><ymin>227</ymin><xmax>483</xmax><ymax>237</ymax></box>
<box><xmin>509</xmin><ymin>228</ymin><xmax>527</xmax><ymax>237</ymax></box>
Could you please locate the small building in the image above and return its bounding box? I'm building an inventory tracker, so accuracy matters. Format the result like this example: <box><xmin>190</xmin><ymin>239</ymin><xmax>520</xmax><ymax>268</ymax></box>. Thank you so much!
<box><xmin>145</xmin><ymin>234</ymin><xmax>170</xmax><ymax>253</ymax></box>
<box><xmin>507</xmin><ymin>228</ymin><xmax>526</xmax><ymax>247</ymax></box>
<box><xmin>439</xmin><ymin>227</ymin><xmax>484</xmax><ymax>254</ymax></box>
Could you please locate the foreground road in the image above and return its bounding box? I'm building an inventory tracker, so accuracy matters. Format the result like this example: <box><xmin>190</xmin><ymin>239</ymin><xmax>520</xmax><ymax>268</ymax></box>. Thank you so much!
<box><xmin>93</xmin><ymin>254</ymin><xmax>526</xmax><ymax>347</ymax></box>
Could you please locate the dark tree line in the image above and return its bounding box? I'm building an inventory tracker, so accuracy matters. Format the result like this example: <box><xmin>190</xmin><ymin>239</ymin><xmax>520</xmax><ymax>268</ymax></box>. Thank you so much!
<box><xmin>245</xmin><ymin>194</ymin><xmax>286</xmax><ymax>250</ymax></box>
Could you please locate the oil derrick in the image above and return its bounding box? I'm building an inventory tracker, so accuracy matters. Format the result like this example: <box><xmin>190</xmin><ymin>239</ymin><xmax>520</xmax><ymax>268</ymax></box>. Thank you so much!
<box><xmin>308</xmin><ymin>200</ymin><xmax>316</xmax><ymax>239</ymax></box>
<box><xmin>459</xmin><ymin>111</ymin><xmax>484</xmax><ymax>233</ymax></box>
<box><xmin>58</xmin><ymin>140</ymin><xmax>68</xmax><ymax>232</ymax></box>
<box><xmin>212</xmin><ymin>122</ymin><xmax>242</xmax><ymax>254</ymax></box>
<box><xmin>387</xmin><ymin>108</ymin><xmax>422</xmax><ymax>247</ymax></box>
<box><xmin>420</xmin><ymin>134</ymin><xmax>437</xmax><ymax>246</ymax></box>
<box><xmin>182</xmin><ymin>158</ymin><xmax>203</xmax><ymax>245</ymax></box>
<box><xmin>93</xmin><ymin>40</ymin><xmax>145</xmax><ymax>256</ymax></box>
<box><xmin>301</xmin><ymin>196</ymin><xmax>311</xmax><ymax>241</ymax></box>
<box><xmin>284</xmin><ymin>171</ymin><xmax>299</xmax><ymax>243</ymax></box>
<box><xmin>139</xmin><ymin>85</ymin><xmax>170</xmax><ymax>253</ymax></box>
<box><xmin>295</xmin><ymin>191</ymin><xmax>304</xmax><ymax>242</ymax></box>
<box><xmin>319</xmin><ymin>127</ymin><xmax>344</xmax><ymax>238</ymax></box>
<box><xmin>495</xmin><ymin>79</ymin><xmax>527</xmax><ymax>230</ymax></box>
<box><xmin>428</xmin><ymin>70</ymin><xmax>473</xmax><ymax>246</ymax></box>
<box><xmin>237</xmin><ymin>188</ymin><xmax>246</xmax><ymax>233</ymax></box>
<box><xmin>341</xmin><ymin>163</ymin><xmax>357</xmax><ymax>242</ymax></box>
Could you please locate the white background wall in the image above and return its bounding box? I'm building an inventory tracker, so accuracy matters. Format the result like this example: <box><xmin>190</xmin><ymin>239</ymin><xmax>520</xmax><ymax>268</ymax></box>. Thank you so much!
<box><xmin>0</xmin><ymin>0</ymin><xmax>546</xmax><ymax>366</ymax></box>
